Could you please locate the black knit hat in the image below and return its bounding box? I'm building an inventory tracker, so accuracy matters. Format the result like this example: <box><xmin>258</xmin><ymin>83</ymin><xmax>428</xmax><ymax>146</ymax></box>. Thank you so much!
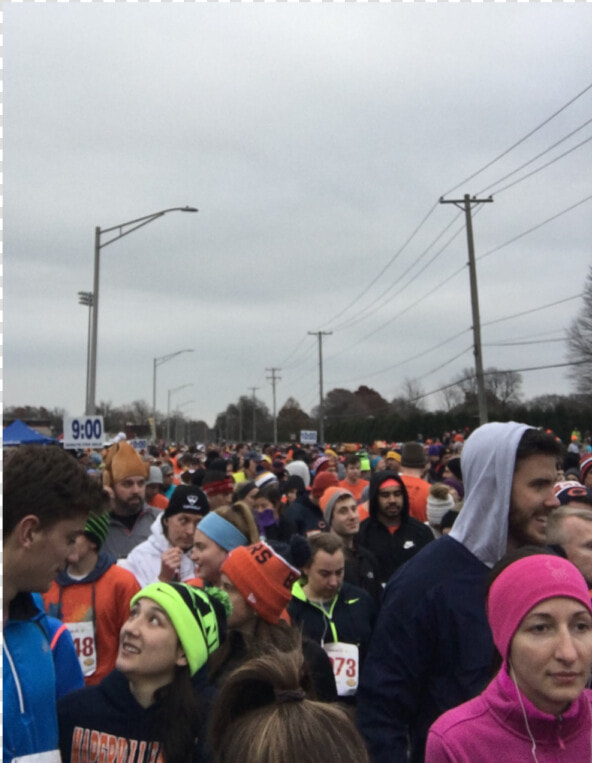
<box><xmin>164</xmin><ymin>484</ymin><xmax>209</xmax><ymax>519</ymax></box>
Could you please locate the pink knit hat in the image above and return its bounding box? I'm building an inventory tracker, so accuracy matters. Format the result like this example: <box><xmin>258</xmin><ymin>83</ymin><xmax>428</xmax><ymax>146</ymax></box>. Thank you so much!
<box><xmin>488</xmin><ymin>554</ymin><xmax>592</xmax><ymax>662</ymax></box>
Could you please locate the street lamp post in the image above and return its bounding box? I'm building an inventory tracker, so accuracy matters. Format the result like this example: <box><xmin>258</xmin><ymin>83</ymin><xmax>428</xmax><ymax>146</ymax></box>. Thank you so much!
<box><xmin>167</xmin><ymin>384</ymin><xmax>193</xmax><ymax>444</ymax></box>
<box><xmin>152</xmin><ymin>349</ymin><xmax>194</xmax><ymax>438</ymax></box>
<box><xmin>87</xmin><ymin>206</ymin><xmax>198</xmax><ymax>415</ymax></box>
<box><xmin>78</xmin><ymin>290</ymin><xmax>94</xmax><ymax>414</ymax></box>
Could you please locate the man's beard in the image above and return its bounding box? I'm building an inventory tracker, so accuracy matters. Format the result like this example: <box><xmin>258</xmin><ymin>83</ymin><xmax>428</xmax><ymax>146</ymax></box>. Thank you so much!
<box><xmin>114</xmin><ymin>495</ymin><xmax>144</xmax><ymax>517</ymax></box>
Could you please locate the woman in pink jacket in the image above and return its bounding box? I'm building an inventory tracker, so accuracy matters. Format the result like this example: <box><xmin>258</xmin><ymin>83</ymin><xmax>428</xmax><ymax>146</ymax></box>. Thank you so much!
<box><xmin>427</xmin><ymin>551</ymin><xmax>592</xmax><ymax>762</ymax></box>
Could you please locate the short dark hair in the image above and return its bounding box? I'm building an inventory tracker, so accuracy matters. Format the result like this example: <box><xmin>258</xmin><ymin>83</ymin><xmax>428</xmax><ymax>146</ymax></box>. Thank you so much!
<box><xmin>258</xmin><ymin>483</ymin><xmax>281</xmax><ymax>507</ymax></box>
<box><xmin>515</xmin><ymin>428</ymin><xmax>562</xmax><ymax>466</ymax></box>
<box><xmin>4</xmin><ymin>445</ymin><xmax>106</xmax><ymax>536</ymax></box>
<box><xmin>344</xmin><ymin>454</ymin><xmax>361</xmax><ymax>468</ymax></box>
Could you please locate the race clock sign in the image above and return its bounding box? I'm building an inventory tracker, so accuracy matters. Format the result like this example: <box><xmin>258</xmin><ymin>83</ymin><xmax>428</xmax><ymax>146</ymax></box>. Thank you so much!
<box><xmin>63</xmin><ymin>416</ymin><xmax>105</xmax><ymax>449</ymax></box>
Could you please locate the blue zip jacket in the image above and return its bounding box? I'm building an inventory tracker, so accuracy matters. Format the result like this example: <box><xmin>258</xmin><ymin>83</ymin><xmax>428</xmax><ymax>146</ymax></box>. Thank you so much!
<box><xmin>3</xmin><ymin>592</ymin><xmax>60</xmax><ymax>762</ymax></box>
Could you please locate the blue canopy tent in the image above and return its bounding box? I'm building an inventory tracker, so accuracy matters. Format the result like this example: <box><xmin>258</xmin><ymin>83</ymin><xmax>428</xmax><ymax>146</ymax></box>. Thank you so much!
<box><xmin>3</xmin><ymin>419</ymin><xmax>55</xmax><ymax>446</ymax></box>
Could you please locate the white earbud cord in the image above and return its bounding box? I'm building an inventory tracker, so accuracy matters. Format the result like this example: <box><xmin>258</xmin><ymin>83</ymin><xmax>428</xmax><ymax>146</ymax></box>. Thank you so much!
<box><xmin>509</xmin><ymin>662</ymin><xmax>538</xmax><ymax>763</ymax></box>
<box><xmin>510</xmin><ymin>662</ymin><xmax>592</xmax><ymax>762</ymax></box>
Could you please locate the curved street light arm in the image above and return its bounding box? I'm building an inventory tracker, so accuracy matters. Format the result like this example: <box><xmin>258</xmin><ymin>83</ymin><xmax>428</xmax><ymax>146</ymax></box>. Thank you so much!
<box><xmin>99</xmin><ymin>206</ymin><xmax>198</xmax><ymax>249</ymax></box>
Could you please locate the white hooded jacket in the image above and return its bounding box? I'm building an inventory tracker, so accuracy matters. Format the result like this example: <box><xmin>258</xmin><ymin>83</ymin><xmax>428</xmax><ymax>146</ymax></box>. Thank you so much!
<box><xmin>120</xmin><ymin>515</ymin><xmax>196</xmax><ymax>588</ymax></box>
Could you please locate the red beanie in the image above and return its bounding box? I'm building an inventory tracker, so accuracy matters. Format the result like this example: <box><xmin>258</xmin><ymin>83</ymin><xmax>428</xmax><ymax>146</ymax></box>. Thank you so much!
<box><xmin>311</xmin><ymin>471</ymin><xmax>339</xmax><ymax>499</ymax></box>
<box><xmin>221</xmin><ymin>542</ymin><xmax>301</xmax><ymax>624</ymax></box>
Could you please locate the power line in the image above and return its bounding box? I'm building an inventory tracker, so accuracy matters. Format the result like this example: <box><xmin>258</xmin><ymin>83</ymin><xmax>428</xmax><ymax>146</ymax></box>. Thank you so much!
<box><xmin>413</xmin><ymin>360</ymin><xmax>588</xmax><ymax>403</ymax></box>
<box><xmin>486</xmin><ymin>134</ymin><xmax>592</xmax><ymax>197</ymax></box>
<box><xmin>478</xmin><ymin>195</ymin><xmax>592</xmax><ymax>262</ymax></box>
<box><xmin>277</xmin><ymin>333</ymin><xmax>310</xmax><ymax>368</ymax></box>
<box><xmin>482</xmin><ymin>294</ymin><xmax>582</xmax><ymax>328</ymax></box>
<box><xmin>330</xmin><ymin>209</ymin><xmax>464</xmax><ymax>333</ymax></box>
<box><xmin>476</xmin><ymin>117</ymin><xmax>592</xmax><ymax>196</ymax></box>
<box><xmin>484</xmin><ymin>338</ymin><xmax>565</xmax><ymax>347</ymax></box>
<box><xmin>332</xmin><ymin>327</ymin><xmax>472</xmax><ymax>385</ymax></box>
<box><xmin>319</xmin><ymin>202</ymin><xmax>439</xmax><ymax>330</ymax></box>
<box><xmin>330</xmin><ymin>263</ymin><xmax>469</xmax><ymax>362</ymax></box>
<box><xmin>442</xmin><ymin>81</ymin><xmax>592</xmax><ymax>196</ymax></box>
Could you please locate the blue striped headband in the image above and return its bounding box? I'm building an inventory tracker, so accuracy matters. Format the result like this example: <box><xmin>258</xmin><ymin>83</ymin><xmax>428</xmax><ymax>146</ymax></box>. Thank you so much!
<box><xmin>198</xmin><ymin>512</ymin><xmax>248</xmax><ymax>551</ymax></box>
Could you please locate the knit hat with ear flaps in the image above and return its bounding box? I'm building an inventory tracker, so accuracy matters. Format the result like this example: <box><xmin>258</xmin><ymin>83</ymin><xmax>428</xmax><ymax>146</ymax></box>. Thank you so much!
<box><xmin>102</xmin><ymin>442</ymin><xmax>149</xmax><ymax>488</ymax></box>
<box><xmin>221</xmin><ymin>542</ymin><xmax>301</xmax><ymax>624</ymax></box>
<box><xmin>487</xmin><ymin>554</ymin><xmax>592</xmax><ymax>664</ymax></box>
<box><xmin>131</xmin><ymin>581</ymin><xmax>229</xmax><ymax>676</ymax></box>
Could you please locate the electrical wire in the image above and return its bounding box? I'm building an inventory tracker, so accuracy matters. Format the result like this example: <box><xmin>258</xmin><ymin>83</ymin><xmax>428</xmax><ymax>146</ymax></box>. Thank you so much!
<box><xmin>481</xmin><ymin>294</ymin><xmax>583</xmax><ymax>328</ymax></box>
<box><xmin>319</xmin><ymin>202</ymin><xmax>440</xmax><ymax>330</ymax></box>
<box><xmin>476</xmin><ymin>117</ymin><xmax>592</xmax><ymax>196</ymax></box>
<box><xmin>478</xmin><ymin>196</ymin><xmax>592</xmax><ymax>262</ymax></box>
<box><xmin>483</xmin><ymin>338</ymin><xmax>565</xmax><ymax>347</ymax></box>
<box><xmin>326</xmin><ymin>263</ymin><xmax>468</xmax><ymax>362</ymax></box>
<box><xmin>442</xmin><ymin>81</ymin><xmax>592</xmax><ymax>197</ymax></box>
<box><xmin>411</xmin><ymin>360</ymin><xmax>587</xmax><ymax>403</ymax></box>
<box><xmin>330</xmin><ymin>327</ymin><xmax>472</xmax><ymax>385</ymax></box>
<box><xmin>330</xmin><ymin>209</ymin><xmax>465</xmax><ymax>333</ymax></box>
<box><xmin>486</xmin><ymin>134</ymin><xmax>592</xmax><ymax>196</ymax></box>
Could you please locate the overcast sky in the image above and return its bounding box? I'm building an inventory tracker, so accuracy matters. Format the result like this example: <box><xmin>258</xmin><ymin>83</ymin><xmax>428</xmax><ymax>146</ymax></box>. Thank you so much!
<box><xmin>4</xmin><ymin>3</ymin><xmax>592</xmax><ymax>432</ymax></box>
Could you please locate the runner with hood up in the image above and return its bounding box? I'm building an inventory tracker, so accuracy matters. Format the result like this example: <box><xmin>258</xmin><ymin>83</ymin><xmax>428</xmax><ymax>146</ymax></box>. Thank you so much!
<box><xmin>356</xmin><ymin>422</ymin><xmax>562</xmax><ymax>763</ymax></box>
<box><xmin>357</xmin><ymin>471</ymin><xmax>434</xmax><ymax>586</ymax></box>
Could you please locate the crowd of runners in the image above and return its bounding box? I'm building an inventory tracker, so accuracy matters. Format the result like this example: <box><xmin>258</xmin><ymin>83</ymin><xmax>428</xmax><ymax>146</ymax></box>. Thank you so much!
<box><xmin>4</xmin><ymin>423</ymin><xmax>592</xmax><ymax>762</ymax></box>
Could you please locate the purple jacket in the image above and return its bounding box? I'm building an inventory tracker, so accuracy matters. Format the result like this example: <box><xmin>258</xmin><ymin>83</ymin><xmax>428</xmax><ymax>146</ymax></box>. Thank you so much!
<box><xmin>427</xmin><ymin>668</ymin><xmax>592</xmax><ymax>762</ymax></box>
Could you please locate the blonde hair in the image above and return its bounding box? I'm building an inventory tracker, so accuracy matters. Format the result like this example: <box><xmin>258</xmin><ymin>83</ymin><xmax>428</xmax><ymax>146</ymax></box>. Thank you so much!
<box><xmin>216</xmin><ymin>501</ymin><xmax>259</xmax><ymax>544</ymax></box>
<box><xmin>209</xmin><ymin>644</ymin><xmax>369</xmax><ymax>763</ymax></box>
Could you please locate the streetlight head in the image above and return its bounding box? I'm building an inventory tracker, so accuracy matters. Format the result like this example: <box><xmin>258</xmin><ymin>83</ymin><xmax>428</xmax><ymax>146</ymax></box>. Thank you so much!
<box><xmin>182</xmin><ymin>206</ymin><xmax>198</xmax><ymax>213</ymax></box>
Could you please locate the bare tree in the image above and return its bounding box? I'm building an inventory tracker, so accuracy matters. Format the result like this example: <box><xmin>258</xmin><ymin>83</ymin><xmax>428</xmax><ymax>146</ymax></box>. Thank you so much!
<box><xmin>440</xmin><ymin>384</ymin><xmax>464</xmax><ymax>412</ymax></box>
<box><xmin>567</xmin><ymin>266</ymin><xmax>592</xmax><ymax>396</ymax></box>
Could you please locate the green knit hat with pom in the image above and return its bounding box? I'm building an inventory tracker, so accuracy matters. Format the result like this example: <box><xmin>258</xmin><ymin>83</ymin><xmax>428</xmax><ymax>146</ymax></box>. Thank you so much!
<box><xmin>131</xmin><ymin>582</ymin><xmax>229</xmax><ymax>676</ymax></box>
<box><xmin>84</xmin><ymin>511</ymin><xmax>110</xmax><ymax>549</ymax></box>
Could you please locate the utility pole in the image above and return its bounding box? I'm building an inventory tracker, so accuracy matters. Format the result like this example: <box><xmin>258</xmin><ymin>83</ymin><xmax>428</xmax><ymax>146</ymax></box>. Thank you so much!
<box><xmin>248</xmin><ymin>387</ymin><xmax>259</xmax><ymax>443</ymax></box>
<box><xmin>439</xmin><ymin>193</ymin><xmax>493</xmax><ymax>426</ymax></box>
<box><xmin>78</xmin><ymin>291</ymin><xmax>94</xmax><ymax>414</ymax></box>
<box><xmin>238</xmin><ymin>397</ymin><xmax>243</xmax><ymax>441</ymax></box>
<box><xmin>308</xmin><ymin>331</ymin><xmax>332</xmax><ymax>444</ymax></box>
<box><xmin>266</xmin><ymin>367</ymin><xmax>281</xmax><ymax>444</ymax></box>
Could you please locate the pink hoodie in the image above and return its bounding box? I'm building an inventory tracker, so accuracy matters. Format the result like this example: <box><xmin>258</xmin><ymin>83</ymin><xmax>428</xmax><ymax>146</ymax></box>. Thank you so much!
<box><xmin>427</xmin><ymin>665</ymin><xmax>592</xmax><ymax>762</ymax></box>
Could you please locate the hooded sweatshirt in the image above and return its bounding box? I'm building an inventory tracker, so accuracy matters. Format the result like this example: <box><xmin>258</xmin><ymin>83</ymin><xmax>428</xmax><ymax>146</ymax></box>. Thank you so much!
<box><xmin>357</xmin><ymin>421</ymin><xmax>532</xmax><ymax>763</ymax></box>
<box><xmin>57</xmin><ymin>669</ymin><xmax>208</xmax><ymax>762</ymax></box>
<box><xmin>121</xmin><ymin>515</ymin><xmax>197</xmax><ymax>588</ymax></box>
<box><xmin>43</xmin><ymin>551</ymin><xmax>140</xmax><ymax>686</ymax></box>
<box><xmin>357</xmin><ymin>471</ymin><xmax>434</xmax><ymax>585</ymax></box>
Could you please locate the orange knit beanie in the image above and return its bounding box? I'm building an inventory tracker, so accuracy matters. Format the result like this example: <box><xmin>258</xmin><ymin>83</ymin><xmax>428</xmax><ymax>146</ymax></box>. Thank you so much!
<box><xmin>221</xmin><ymin>542</ymin><xmax>301</xmax><ymax>624</ymax></box>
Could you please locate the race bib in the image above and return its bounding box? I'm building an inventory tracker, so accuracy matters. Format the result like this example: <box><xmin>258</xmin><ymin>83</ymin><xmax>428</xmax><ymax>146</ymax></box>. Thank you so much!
<box><xmin>14</xmin><ymin>751</ymin><xmax>61</xmax><ymax>762</ymax></box>
<box><xmin>323</xmin><ymin>641</ymin><xmax>359</xmax><ymax>696</ymax></box>
<box><xmin>66</xmin><ymin>621</ymin><xmax>97</xmax><ymax>677</ymax></box>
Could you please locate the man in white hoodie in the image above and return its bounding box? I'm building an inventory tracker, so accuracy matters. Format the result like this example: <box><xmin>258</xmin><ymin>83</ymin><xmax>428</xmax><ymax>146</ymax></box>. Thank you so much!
<box><xmin>357</xmin><ymin>422</ymin><xmax>562</xmax><ymax>763</ymax></box>
<box><xmin>121</xmin><ymin>484</ymin><xmax>209</xmax><ymax>587</ymax></box>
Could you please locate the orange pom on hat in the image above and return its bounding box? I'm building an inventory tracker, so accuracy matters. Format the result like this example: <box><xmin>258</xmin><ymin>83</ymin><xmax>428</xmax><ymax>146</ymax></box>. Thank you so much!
<box><xmin>102</xmin><ymin>441</ymin><xmax>149</xmax><ymax>488</ymax></box>
<box><xmin>221</xmin><ymin>542</ymin><xmax>301</xmax><ymax>624</ymax></box>
<box><xmin>310</xmin><ymin>470</ymin><xmax>339</xmax><ymax>498</ymax></box>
